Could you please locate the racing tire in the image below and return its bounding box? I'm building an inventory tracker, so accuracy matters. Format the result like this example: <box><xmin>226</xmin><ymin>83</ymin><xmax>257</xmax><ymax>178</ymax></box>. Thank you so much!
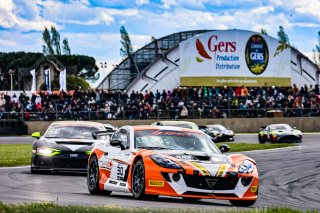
<box><xmin>87</xmin><ymin>155</ymin><xmax>112</xmax><ymax>196</ymax></box>
<box><xmin>132</xmin><ymin>159</ymin><xmax>146</xmax><ymax>199</ymax></box>
<box><xmin>229</xmin><ymin>199</ymin><xmax>256</xmax><ymax>207</ymax></box>
<box><xmin>258</xmin><ymin>135</ymin><xmax>265</xmax><ymax>144</ymax></box>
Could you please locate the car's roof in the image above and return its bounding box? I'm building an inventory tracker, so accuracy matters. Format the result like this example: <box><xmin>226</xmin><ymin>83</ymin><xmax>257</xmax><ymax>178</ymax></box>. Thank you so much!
<box><xmin>132</xmin><ymin>125</ymin><xmax>203</xmax><ymax>134</ymax></box>
<box><xmin>207</xmin><ymin>124</ymin><xmax>225</xmax><ymax>127</ymax></box>
<box><xmin>268</xmin><ymin>123</ymin><xmax>291</xmax><ymax>127</ymax></box>
<box><xmin>151</xmin><ymin>121</ymin><xmax>198</xmax><ymax>129</ymax></box>
<box><xmin>50</xmin><ymin>121</ymin><xmax>105</xmax><ymax>127</ymax></box>
<box><xmin>154</xmin><ymin>120</ymin><xmax>196</xmax><ymax>125</ymax></box>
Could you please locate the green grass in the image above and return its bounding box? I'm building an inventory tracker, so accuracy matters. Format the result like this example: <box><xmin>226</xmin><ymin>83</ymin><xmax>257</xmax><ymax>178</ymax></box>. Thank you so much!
<box><xmin>0</xmin><ymin>144</ymin><xmax>32</xmax><ymax>167</ymax></box>
<box><xmin>0</xmin><ymin>143</ymin><xmax>295</xmax><ymax>167</ymax></box>
<box><xmin>0</xmin><ymin>202</ymin><xmax>317</xmax><ymax>213</ymax></box>
<box><xmin>216</xmin><ymin>142</ymin><xmax>295</xmax><ymax>152</ymax></box>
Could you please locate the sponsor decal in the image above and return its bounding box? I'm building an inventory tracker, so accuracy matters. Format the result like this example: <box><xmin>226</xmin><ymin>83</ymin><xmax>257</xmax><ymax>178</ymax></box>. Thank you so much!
<box><xmin>251</xmin><ymin>186</ymin><xmax>258</xmax><ymax>193</ymax></box>
<box><xmin>149</xmin><ymin>180</ymin><xmax>164</xmax><ymax>187</ymax></box>
<box><xmin>245</xmin><ymin>34</ymin><xmax>269</xmax><ymax>75</ymax></box>
<box><xmin>189</xmin><ymin>162</ymin><xmax>211</xmax><ymax>176</ymax></box>
<box><xmin>69</xmin><ymin>154</ymin><xmax>78</xmax><ymax>157</ymax></box>
<box><xmin>195</xmin><ymin>34</ymin><xmax>237</xmax><ymax>64</ymax></box>
<box><xmin>215</xmin><ymin>164</ymin><xmax>227</xmax><ymax>177</ymax></box>
<box><xmin>151</xmin><ymin>131</ymin><xmax>193</xmax><ymax>137</ymax></box>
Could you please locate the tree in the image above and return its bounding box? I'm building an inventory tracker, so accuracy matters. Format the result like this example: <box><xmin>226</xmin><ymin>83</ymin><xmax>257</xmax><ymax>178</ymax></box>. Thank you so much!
<box><xmin>42</xmin><ymin>26</ymin><xmax>71</xmax><ymax>56</ymax></box>
<box><xmin>274</xmin><ymin>26</ymin><xmax>290</xmax><ymax>57</ymax></box>
<box><xmin>313</xmin><ymin>31</ymin><xmax>320</xmax><ymax>68</ymax></box>
<box><xmin>51</xmin><ymin>26</ymin><xmax>61</xmax><ymax>55</ymax></box>
<box><xmin>120</xmin><ymin>26</ymin><xmax>133</xmax><ymax>57</ymax></box>
<box><xmin>42</xmin><ymin>27</ymin><xmax>54</xmax><ymax>55</ymax></box>
<box><xmin>66</xmin><ymin>74</ymin><xmax>90</xmax><ymax>90</ymax></box>
<box><xmin>261</xmin><ymin>28</ymin><xmax>268</xmax><ymax>35</ymax></box>
<box><xmin>277</xmin><ymin>26</ymin><xmax>290</xmax><ymax>44</ymax></box>
<box><xmin>62</xmin><ymin>38</ymin><xmax>71</xmax><ymax>55</ymax></box>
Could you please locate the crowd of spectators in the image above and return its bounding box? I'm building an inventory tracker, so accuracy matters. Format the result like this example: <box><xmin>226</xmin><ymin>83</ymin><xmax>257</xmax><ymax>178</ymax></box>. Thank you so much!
<box><xmin>1</xmin><ymin>84</ymin><xmax>320</xmax><ymax>121</ymax></box>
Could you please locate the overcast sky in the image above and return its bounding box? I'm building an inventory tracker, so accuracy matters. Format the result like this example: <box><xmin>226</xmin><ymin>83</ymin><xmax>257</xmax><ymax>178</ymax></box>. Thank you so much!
<box><xmin>0</xmin><ymin>0</ymin><xmax>319</xmax><ymax>67</ymax></box>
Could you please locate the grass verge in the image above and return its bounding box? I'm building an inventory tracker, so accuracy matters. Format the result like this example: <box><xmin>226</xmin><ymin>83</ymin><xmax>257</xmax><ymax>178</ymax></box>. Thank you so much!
<box><xmin>0</xmin><ymin>202</ymin><xmax>316</xmax><ymax>213</ymax></box>
<box><xmin>216</xmin><ymin>142</ymin><xmax>295</xmax><ymax>152</ymax></box>
<box><xmin>0</xmin><ymin>144</ymin><xmax>32</xmax><ymax>167</ymax></box>
<box><xmin>0</xmin><ymin>143</ymin><xmax>295</xmax><ymax>167</ymax></box>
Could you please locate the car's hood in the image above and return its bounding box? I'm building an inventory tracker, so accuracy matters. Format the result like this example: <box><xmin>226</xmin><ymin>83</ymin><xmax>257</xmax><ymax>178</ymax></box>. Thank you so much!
<box><xmin>272</xmin><ymin>130</ymin><xmax>300</xmax><ymax>135</ymax></box>
<box><xmin>39</xmin><ymin>138</ymin><xmax>104</xmax><ymax>152</ymax></box>
<box><xmin>151</xmin><ymin>149</ymin><xmax>230</xmax><ymax>164</ymax></box>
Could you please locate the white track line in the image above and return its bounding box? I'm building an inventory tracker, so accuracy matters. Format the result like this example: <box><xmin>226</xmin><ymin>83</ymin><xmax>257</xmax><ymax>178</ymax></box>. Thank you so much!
<box><xmin>238</xmin><ymin>145</ymin><xmax>302</xmax><ymax>153</ymax></box>
<box><xmin>0</xmin><ymin>166</ymin><xmax>30</xmax><ymax>170</ymax></box>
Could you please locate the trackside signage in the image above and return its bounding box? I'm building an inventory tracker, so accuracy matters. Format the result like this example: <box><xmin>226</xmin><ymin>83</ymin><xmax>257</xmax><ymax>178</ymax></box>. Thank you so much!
<box><xmin>179</xmin><ymin>30</ymin><xmax>291</xmax><ymax>86</ymax></box>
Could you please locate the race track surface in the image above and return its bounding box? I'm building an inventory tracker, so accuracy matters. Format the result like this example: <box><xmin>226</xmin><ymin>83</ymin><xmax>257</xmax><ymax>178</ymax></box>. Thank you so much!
<box><xmin>0</xmin><ymin>135</ymin><xmax>319</xmax><ymax>210</ymax></box>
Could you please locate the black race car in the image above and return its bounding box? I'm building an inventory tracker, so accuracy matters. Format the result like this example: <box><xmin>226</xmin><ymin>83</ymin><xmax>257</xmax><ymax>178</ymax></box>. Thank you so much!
<box><xmin>200</xmin><ymin>124</ymin><xmax>235</xmax><ymax>142</ymax></box>
<box><xmin>31</xmin><ymin>121</ymin><xmax>115</xmax><ymax>173</ymax></box>
<box><xmin>258</xmin><ymin>124</ymin><xmax>302</xmax><ymax>143</ymax></box>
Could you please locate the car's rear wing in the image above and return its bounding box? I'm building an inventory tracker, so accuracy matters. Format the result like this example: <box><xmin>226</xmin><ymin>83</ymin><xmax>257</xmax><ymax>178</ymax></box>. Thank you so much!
<box><xmin>92</xmin><ymin>128</ymin><xmax>116</xmax><ymax>140</ymax></box>
<box><xmin>198</xmin><ymin>125</ymin><xmax>208</xmax><ymax>130</ymax></box>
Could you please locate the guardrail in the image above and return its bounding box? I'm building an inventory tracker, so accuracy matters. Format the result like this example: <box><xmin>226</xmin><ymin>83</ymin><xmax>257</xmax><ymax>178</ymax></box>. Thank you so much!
<box><xmin>0</xmin><ymin>107</ymin><xmax>319</xmax><ymax>121</ymax></box>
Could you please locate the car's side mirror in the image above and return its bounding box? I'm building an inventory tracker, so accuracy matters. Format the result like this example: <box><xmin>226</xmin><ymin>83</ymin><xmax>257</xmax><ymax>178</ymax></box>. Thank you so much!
<box><xmin>219</xmin><ymin>144</ymin><xmax>230</xmax><ymax>153</ymax></box>
<box><xmin>110</xmin><ymin>139</ymin><xmax>125</xmax><ymax>150</ymax></box>
<box><xmin>32</xmin><ymin>132</ymin><xmax>41</xmax><ymax>139</ymax></box>
<box><xmin>259</xmin><ymin>126</ymin><xmax>266</xmax><ymax>131</ymax></box>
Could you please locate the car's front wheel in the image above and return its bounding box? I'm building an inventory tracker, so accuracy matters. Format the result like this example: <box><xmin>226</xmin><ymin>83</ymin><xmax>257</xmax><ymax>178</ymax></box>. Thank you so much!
<box><xmin>229</xmin><ymin>199</ymin><xmax>256</xmax><ymax>207</ymax></box>
<box><xmin>132</xmin><ymin>159</ymin><xmax>146</xmax><ymax>199</ymax></box>
<box><xmin>87</xmin><ymin>155</ymin><xmax>111</xmax><ymax>195</ymax></box>
<box><xmin>258</xmin><ymin>135</ymin><xmax>265</xmax><ymax>143</ymax></box>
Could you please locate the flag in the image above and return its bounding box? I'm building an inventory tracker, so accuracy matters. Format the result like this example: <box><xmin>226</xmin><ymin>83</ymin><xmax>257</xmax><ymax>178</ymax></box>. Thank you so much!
<box><xmin>59</xmin><ymin>68</ymin><xmax>66</xmax><ymax>91</ymax></box>
<box><xmin>30</xmin><ymin>69</ymin><xmax>36</xmax><ymax>93</ymax></box>
<box><xmin>44</xmin><ymin>68</ymin><xmax>51</xmax><ymax>92</ymax></box>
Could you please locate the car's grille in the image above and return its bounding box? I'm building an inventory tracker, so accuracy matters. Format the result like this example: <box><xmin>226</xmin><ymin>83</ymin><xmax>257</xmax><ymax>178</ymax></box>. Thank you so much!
<box><xmin>54</xmin><ymin>151</ymin><xmax>88</xmax><ymax>169</ymax></box>
<box><xmin>279</xmin><ymin>135</ymin><xmax>299</xmax><ymax>142</ymax></box>
<box><xmin>53</xmin><ymin>158</ymin><xmax>88</xmax><ymax>169</ymax></box>
<box><xmin>182</xmin><ymin>174</ymin><xmax>238</xmax><ymax>190</ymax></box>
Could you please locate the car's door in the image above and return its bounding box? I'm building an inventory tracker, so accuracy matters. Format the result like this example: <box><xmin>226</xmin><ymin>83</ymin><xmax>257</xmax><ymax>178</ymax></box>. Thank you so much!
<box><xmin>107</xmin><ymin>128</ymin><xmax>131</xmax><ymax>182</ymax></box>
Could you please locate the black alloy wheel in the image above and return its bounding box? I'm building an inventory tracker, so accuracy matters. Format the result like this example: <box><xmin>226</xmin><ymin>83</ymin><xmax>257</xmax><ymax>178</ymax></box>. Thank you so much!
<box><xmin>87</xmin><ymin>155</ymin><xmax>111</xmax><ymax>195</ymax></box>
<box><xmin>132</xmin><ymin>160</ymin><xmax>146</xmax><ymax>199</ymax></box>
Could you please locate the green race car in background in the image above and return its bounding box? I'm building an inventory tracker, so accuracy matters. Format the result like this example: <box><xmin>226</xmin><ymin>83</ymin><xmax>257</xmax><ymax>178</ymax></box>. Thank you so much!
<box><xmin>258</xmin><ymin>124</ymin><xmax>302</xmax><ymax>143</ymax></box>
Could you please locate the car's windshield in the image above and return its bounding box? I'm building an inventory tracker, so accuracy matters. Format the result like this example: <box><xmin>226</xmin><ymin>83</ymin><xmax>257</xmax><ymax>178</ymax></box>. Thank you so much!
<box><xmin>45</xmin><ymin>125</ymin><xmax>104</xmax><ymax>139</ymax></box>
<box><xmin>270</xmin><ymin>125</ymin><xmax>291</xmax><ymax>131</ymax></box>
<box><xmin>209</xmin><ymin>125</ymin><xmax>226</xmax><ymax>131</ymax></box>
<box><xmin>134</xmin><ymin>130</ymin><xmax>220</xmax><ymax>154</ymax></box>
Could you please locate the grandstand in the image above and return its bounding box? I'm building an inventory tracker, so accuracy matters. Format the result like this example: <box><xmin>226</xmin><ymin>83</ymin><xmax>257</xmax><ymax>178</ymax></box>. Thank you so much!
<box><xmin>97</xmin><ymin>29</ymin><xmax>319</xmax><ymax>92</ymax></box>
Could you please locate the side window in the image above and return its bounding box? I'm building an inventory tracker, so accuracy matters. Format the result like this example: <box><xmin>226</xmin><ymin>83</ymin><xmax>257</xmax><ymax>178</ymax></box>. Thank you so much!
<box><xmin>112</xmin><ymin>129</ymin><xmax>129</xmax><ymax>149</ymax></box>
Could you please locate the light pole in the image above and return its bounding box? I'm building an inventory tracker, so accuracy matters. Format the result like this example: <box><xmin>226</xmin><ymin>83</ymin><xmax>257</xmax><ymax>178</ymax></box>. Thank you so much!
<box><xmin>8</xmin><ymin>69</ymin><xmax>14</xmax><ymax>91</ymax></box>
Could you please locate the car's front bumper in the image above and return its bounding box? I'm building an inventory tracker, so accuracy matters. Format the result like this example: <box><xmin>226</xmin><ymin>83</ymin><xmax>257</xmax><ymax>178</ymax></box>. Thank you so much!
<box><xmin>31</xmin><ymin>152</ymin><xmax>89</xmax><ymax>172</ymax></box>
<box><xmin>142</xmin><ymin>158</ymin><xmax>258</xmax><ymax>201</ymax></box>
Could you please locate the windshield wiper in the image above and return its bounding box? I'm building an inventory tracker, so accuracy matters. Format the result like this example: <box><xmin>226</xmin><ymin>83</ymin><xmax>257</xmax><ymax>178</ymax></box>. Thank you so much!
<box><xmin>137</xmin><ymin>146</ymin><xmax>172</xmax><ymax>150</ymax></box>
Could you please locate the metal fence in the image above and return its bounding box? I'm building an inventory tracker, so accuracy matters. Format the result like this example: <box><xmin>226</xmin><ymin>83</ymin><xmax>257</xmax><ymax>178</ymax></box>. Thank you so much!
<box><xmin>1</xmin><ymin>107</ymin><xmax>319</xmax><ymax>121</ymax></box>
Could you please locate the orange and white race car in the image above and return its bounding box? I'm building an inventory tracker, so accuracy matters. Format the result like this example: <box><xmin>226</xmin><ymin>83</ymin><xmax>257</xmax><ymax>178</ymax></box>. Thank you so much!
<box><xmin>87</xmin><ymin>125</ymin><xmax>258</xmax><ymax>207</ymax></box>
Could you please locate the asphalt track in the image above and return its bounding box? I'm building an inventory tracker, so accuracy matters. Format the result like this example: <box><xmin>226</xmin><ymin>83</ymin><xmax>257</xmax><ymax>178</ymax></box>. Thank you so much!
<box><xmin>0</xmin><ymin>135</ymin><xmax>320</xmax><ymax>210</ymax></box>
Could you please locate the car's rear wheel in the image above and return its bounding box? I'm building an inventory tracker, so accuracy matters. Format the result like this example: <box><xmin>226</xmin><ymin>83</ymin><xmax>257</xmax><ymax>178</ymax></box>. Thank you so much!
<box><xmin>229</xmin><ymin>199</ymin><xmax>256</xmax><ymax>207</ymax></box>
<box><xmin>132</xmin><ymin>159</ymin><xmax>146</xmax><ymax>199</ymax></box>
<box><xmin>87</xmin><ymin>155</ymin><xmax>112</xmax><ymax>195</ymax></box>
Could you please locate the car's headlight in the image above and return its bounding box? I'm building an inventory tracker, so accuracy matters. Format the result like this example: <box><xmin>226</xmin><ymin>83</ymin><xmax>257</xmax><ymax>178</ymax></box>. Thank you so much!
<box><xmin>150</xmin><ymin>155</ymin><xmax>182</xmax><ymax>169</ymax></box>
<box><xmin>36</xmin><ymin>147</ymin><xmax>60</xmax><ymax>156</ymax></box>
<box><xmin>238</xmin><ymin>160</ymin><xmax>254</xmax><ymax>173</ymax></box>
